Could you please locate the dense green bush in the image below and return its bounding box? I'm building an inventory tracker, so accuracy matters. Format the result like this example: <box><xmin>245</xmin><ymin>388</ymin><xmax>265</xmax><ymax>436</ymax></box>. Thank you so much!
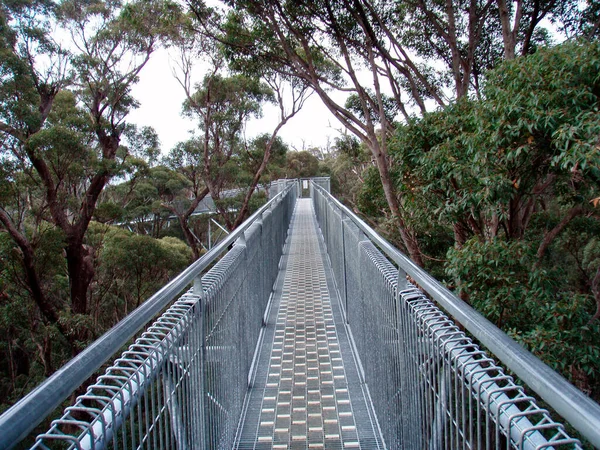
<box><xmin>352</xmin><ymin>40</ymin><xmax>600</xmax><ymax>398</ymax></box>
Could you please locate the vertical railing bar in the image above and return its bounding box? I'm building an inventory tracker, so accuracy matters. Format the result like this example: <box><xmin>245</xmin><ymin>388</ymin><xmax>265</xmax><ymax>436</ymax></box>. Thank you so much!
<box><xmin>150</xmin><ymin>364</ymin><xmax>158</xmax><ymax>450</ymax></box>
<box><xmin>195</xmin><ymin>264</ymin><xmax>206</xmax><ymax>449</ymax></box>
<box><xmin>182</xmin><ymin>331</ymin><xmax>192</xmax><ymax>449</ymax></box>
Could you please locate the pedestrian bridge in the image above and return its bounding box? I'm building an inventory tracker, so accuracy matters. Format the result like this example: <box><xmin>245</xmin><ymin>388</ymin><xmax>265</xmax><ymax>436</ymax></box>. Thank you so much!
<box><xmin>1</xmin><ymin>179</ymin><xmax>599</xmax><ymax>449</ymax></box>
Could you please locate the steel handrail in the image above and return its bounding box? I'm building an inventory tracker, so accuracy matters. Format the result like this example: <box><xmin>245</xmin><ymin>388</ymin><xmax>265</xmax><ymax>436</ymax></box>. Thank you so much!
<box><xmin>0</xmin><ymin>183</ymin><xmax>295</xmax><ymax>449</ymax></box>
<box><xmin>311</xmin><ymin>181</ymin><xmax>600</xmax><ymax>448</ymax></box>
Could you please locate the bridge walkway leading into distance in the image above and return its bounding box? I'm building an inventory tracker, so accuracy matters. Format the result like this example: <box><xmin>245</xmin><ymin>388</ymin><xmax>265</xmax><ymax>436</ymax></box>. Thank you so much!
<box><xmin>0</xmin><ymin>178</ymin><xmax>599</xmax><ymax>450</ymax></box>
<box><xmin>236</xmin><ymin>199</ymin><xmax>383</xmax><ymax>449</ymax></box>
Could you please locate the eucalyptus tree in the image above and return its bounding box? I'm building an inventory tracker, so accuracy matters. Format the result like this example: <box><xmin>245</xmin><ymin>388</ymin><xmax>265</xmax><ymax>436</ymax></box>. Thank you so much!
<box><xmin>231</xmin><ymin>72</ymin><xmax>309</xmax><ymax>229</ymax></box>
<box><xmin>388</xmin><ymin>39</ymin><xmax>600</xmax><ymax>331</ymax></box>
<box><xmin>187</xmin><ymin>0</ymin><xmax>585</xmax><ymax>265</ymax></box>
<box><xmin>170</xmin><ymin>20</ymin><xmax>309</xmax><ymax>237</ymax></box>
<box><xmin>0</xmin><ymin>0</ymin><xmax>179</xmax><ymax>348</ymax></box>
<box><xmin>194</xmin><ymin>0</ymin><xmax>427</xmax><ymax>264</ymax></box>
<box><xmin>171</xmin><ymin>69</ymin><xmax>275</xmax><ymax>231</ymax></box>
<box><xmin>162</xmin><ymin>139</ymin><xmax>209</xmax><ymax>259</ymax></box>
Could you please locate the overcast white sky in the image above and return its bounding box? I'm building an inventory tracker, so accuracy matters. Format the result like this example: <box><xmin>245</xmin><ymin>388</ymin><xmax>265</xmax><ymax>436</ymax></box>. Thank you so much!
<box><xmin>127</xmin><ymin>47</ymin><xmax>345</xmax><ymax>155</ymax></box>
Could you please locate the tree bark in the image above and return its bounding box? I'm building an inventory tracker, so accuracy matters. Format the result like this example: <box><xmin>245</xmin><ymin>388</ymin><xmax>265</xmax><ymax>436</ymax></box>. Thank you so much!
<box><xmin>453</xmin><ymin>222</ymin><xmax>469</xmax><ymax>248</ymax></box>
<box><xmin>65</xmin><ymin>240</ymin><xmax>95</xmax><ymax>316</ymax></box>
<box><xmin>165</xmin><ymin>186</ymin><xmax>210</xmax><ymax>260</ymax></box>
<box><xmin>233</xmin><ymin>117</ymin><xmax>289</xmax><ymax>229</ymax></box>
<box><xmin>535</xmin><ymin>205</ymin><xmax>584</xmax><ymax>265</ymax></box>
<box><xmin>372</xmin><ymin>142</ymin><xmax>424</xmax><ymax>266</ymax></box>
<box><xmin>497</xmin><ymin>0</ymin><xmax>523</xmax><ymax>59</ymax></box>
<box><xmin>179</xmin><ymin>213</ymin><xmax>201</xmax><ymax>260</ymax></box>
<box><xmin>0</xmin><ymin>209</ymin><xmax>75</xmax><ymax>349</ymax></box>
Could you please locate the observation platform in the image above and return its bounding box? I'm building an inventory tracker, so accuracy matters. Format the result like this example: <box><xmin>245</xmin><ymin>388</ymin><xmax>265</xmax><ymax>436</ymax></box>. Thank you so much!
<box><xmin>236</xmin><ymin>199</ymin><xmax>384</xmax><ymax>449</ymax></box>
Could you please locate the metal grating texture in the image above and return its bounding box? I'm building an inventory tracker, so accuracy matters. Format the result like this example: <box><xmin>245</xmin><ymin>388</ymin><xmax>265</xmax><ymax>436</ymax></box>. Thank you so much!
<box><xmin>236</xmin><ymin>199</ymin><xmax>384</xmax><ymax>449</ymax></box>
<box><xmin>312</xmin><ymin>183</ymin><xmax>583</xmax><ymax>450</ymax></box>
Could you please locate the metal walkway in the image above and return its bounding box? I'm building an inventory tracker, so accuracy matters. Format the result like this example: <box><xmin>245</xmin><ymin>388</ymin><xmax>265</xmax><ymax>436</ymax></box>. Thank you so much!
<box><xmin>236</xmin><ymin>199</ymin><xmax>383</xmax><ymax>449</ymax></box>
<box><xmin>2</xmin><ymin>178</ymin><xmax>599</xmax><ymax>450</ymax></box>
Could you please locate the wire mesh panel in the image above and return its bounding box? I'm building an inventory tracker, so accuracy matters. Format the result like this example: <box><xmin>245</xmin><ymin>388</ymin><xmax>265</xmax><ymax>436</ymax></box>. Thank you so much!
<box><xmin>311</xmin><ymin>183</ymin><xmax>583</xmax><ymax>450</ymax></box>
<box><xmin>357</xmin><ymin>241</ymin><xmax>404</xmax><ymax>449</ymax></box>
<box><xmin>32</xmin><ymin>290</ymin><xmax>206</xmax><ymax>450</ymax></box>
<box><xmin>325</xmin><ymin>205</ymin><xmax>346</xmax><ymax>316</ymax></box>
<box><xmin>397</xmin><ymin>285</ymin><xmax>581</xmax><ymax>449</ymax></box>
<box><xmin>28</xmin><ymin>184</ymin><xmax>297</xmax><ymax>450</ymax></box>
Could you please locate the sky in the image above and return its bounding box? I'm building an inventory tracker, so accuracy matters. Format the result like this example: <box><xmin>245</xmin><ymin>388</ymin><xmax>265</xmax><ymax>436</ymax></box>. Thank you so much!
<box><xmin>127</xmin><ymin>47</ymin><xmax>345</xmax><ymax>155</ymax></box>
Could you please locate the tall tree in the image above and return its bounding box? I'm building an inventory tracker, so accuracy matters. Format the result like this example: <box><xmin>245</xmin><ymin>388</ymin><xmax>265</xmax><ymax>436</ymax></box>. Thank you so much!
<box><xmin>163</xmin><ymin>140</ymin><xmax>210</xmax><ymax>259</ymax></box>
<box><xmin>174</xmin><ymin>69</ymin><xmax>274</xmax><ymax>231</ymax></box>
<box><xmin>0</xmin><ymin>0</ymin><xmax>177</xmax><ymax>348</ymax></box>
<box><xmin>197</xmin><ymin>0</ymin><xmax>426</xmax><ymax>264</ymax></box>
<box><xmin>172</xmin><ymin>22</ymin><xmax>309</xmax><ymax>233</ymax></box>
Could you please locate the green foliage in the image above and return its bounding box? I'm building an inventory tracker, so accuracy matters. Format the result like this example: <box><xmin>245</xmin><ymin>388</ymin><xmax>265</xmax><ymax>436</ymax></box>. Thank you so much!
<box><xmin>0</xmin><ymin>0</ymin><xmax>189</xmax><ymax>416</ymax></box>
<box><xmin>482</xmin><ymin>40</ymin><xmax>600</xmax><ymax>172</ymax></box>
<box><xmin>511</xmin><ymin>294</ymin><xmax>600</xmax><ymax>395</ymax></box>
<box><xmin>241</xmin><ymin>134</ymin><xmax>287</xmax><ymax>179</ymax></box>
<box><xmin>285</xmin><ymin>151</ymin><xmax>320</xmax><ymax>178</ymax></box>
<box><xmin>88</xmin><ymin>222</ymin><xmax>191</xmax><ymax>320</ymax></box>
<box><xmin>446</xmin><ymin>238</ymin><xmax>536</xmax><ymax>328</ymax></box>
<box><xmin>345</xmin><ymin>90</ymin><xmax>399</xmax><ymax>124</ymax></box>
<box><xmin>183</xmin><ymin>73</ymin><xmax>274</xmax><ymax>126</ymax></box>
<box><xmin>353</xmin><ymin>39</ymin><xmax>600</xmax><ymax>397</ymax></box>
<box><xmin>326</xmin><ymin>135</ymin><xmax>370</xmax><ymax>205</ymax></box>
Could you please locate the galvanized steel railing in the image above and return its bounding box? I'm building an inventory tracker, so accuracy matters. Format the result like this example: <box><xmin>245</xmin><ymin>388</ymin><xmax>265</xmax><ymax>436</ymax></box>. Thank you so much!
<box><xmin>0</xmin><ymin>180</ymin><xmax>298</xmax><ymax>450</ymax></box>
<box><xmin>310</xmin><ymin>181</ymin><xmax>600</xmax><ymax>450</ymax></box>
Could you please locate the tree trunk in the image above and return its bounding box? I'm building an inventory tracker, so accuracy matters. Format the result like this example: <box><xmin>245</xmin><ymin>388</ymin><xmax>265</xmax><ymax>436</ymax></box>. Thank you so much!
<box><xmin>371</xmin><ymin>141</ymin><xmax>424</xmax><ymax>266</ymax></box>
<box><xmin>0</xmin><ymin>210</ymin><xmax>75</xmax><ymax>349</ymax></box>
<box><xmin>453</xmin><ymin>222</ymin><xmax>468</xmax><ymax>248</ymax></box>
<box><xmin>233</xmin><ymin>124</ymin><xmax>285</xmax><ymax>229</ymax></box>
<box><xmin>535</xmin><ymin>205</ymin><xmax>584</xmax><ymax>265</ymax></box>
<box><xmin>178</xmin><ymin>214</ymin><xmax>201</xmax><ymax>260</ymax></box>
<box><xmin>497</xmin><ymin>0</ymin><xmax>520</xmax><ymax>59</ymax></box>
<box><xmin>35</xmin><ymin>333</ymin><xmax>54</xmax><ymax>377</ymax></box>
<box><xmin>590</xmin><ymin>265</ymin><xmax>600</xmax><ymax>323</ymax></box>
<box><xmin>66</xmin><ymin>240</ymin><xmax>95</xmax><ymax>316</ymax></box>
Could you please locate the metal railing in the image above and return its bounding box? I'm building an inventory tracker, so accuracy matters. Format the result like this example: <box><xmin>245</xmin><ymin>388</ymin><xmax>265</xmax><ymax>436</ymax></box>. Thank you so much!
<box><xmin>0</xmin><ymin>181</ymin><xmax>298</xmax><ymax>450</ymax></box>
<box><xmin>311</xmin><ymin>181</ymin><xmax>600</xmax><ymax>449</ymax></box>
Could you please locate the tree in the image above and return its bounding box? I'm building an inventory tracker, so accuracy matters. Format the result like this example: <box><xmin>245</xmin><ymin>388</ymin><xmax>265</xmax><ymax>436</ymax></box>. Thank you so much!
<box><xmin>172</xmin><ymin>19</ymin><xmax>309</xmax><ymax>232</ymax></box>
<box><xmin>161</xmin><ymin>141</ymin><xmax>210</xmax><ymax>259</ymax></box>
<box><xmin>285</xmin><ymin>150</ymin><xmax>321</xmax><ymax>179</ymax></box>
<box><xmin>93</xmin><ymin>225</ymin><xmax>191</xmax><ymax>321</ymax></box>
<box><xmin>0</xmin><ymin>0</ymin><xmax>177</xmax><ymax>348</ymax></box>
<box><xmin>211</xmin><ymin>0</ymin><xmax>426</xmax><ymax>264</ymax></box>
<box><xmin>173</xmin><ymin>69</ymin><xmax>273</xmax><ymax>230</ymax></box>
<box><xmin>326</xmin><ymin>134</ymin><xmax>371</xmax><ymax>209</ymax></box>
<box><xmin>366</xmin><ymin>40</ymin><xmax>600</xmax><ymax>396</ymax></box>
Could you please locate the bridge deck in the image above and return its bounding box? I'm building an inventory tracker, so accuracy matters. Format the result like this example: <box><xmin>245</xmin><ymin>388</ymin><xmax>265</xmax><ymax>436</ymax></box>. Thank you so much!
<box><xmin>236</xmin><ymin>199</ymin><xmax>384</xmax><ymax>449</ymax></box>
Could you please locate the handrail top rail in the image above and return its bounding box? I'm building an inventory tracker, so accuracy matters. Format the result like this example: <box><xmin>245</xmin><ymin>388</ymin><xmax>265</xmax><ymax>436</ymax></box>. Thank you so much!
<box><xmin>311</xmin><ymin>181</ymin><xmax>600</xmax><ymax>448</ymax></box>
<box><xmin>0</xmin><ymin>181</ymin><xmax>296</xmax><ymax>449</ymax></box>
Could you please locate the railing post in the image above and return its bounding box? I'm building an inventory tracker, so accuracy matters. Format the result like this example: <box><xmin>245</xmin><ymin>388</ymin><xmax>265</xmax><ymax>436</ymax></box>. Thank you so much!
<box><xmin>193</xmin><ymin>276</ymin><xmax>207</xmax><ymax>450</ymax></box>
<box><xmin>340</xmin><ymin>213</ymin><xmax>349</xmax><ymax>322</ymax></box>
<box><xmin>208</xmin><ymin>218</ymin><xmax>212</xmax><ymax>250</ymax></box>
<box><xmin>353</xmin><ymin>230</ymin><xmax>369</xmax><ymax>384</ymax></box>
<box><xmin>323</xmin><ymin>196</ymin><xmax>329</xmax><ymax>247</ymax></box>
<box><xmin>193</xmin><ymin>276</ymin><xmax>203</xmax><ymax>297</ymax></box>
<box><xmin>396</xmin><ymin>268</ymin><xmax>422</xmax><ymax>449</ymax></box>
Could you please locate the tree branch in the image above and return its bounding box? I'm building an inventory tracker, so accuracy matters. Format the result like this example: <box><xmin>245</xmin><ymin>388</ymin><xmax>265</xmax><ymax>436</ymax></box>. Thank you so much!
<box><xmin>589</xmin><ymin>265</ymin><xmax>600</xmax><ymax>323</ymax></box>
<box><xmin>535</xmin><ymin>205</ymin><xmax>584</xmax><ymax>265</ymax></box>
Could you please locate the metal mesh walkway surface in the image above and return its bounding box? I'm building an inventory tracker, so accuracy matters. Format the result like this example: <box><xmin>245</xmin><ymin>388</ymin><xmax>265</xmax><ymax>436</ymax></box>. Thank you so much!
<box><xmin>236</xmin><ymin>199</ymin><xmax>384</xmax><ymax>449</ymax></box>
